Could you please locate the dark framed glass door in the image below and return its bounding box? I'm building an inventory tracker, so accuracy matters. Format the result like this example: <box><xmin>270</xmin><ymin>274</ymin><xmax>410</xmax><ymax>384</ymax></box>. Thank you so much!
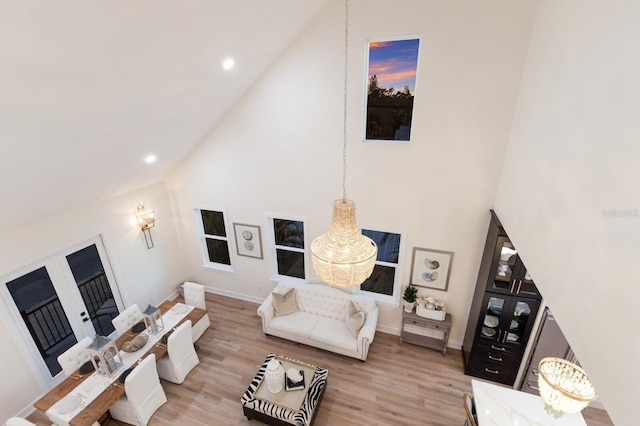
<box><xmin>1</xmin><ymin>236</ymin><xmax>122</xmax><ymax>385</ymax></box>
<box><xmin>5</xmin><ymin>265</ymin><xmax>78</xmax><ymax>377</ymax></box>
<box><xmin>65</xmin><ymin>244</ymin><xmax>119</xmax><ymax>337</ymax></box>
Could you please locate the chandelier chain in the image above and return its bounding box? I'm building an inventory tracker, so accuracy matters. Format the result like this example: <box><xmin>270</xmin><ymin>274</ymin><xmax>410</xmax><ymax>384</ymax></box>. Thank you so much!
<box><xmin>342</xmin><ymin>0</ymin><xmax>349</xmax><ymax>202</ymax></box>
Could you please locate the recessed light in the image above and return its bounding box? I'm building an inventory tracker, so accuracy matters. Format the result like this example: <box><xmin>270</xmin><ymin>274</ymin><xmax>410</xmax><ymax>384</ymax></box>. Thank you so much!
<box><xmin>222</xmin><ymin>58</ymin><xmax>235</xmax><ymax>70</ymax></box>
<box><xmin>145</xmin><ymin>155</ymin><xmax>157</xmax><ymax>164</ymax></box>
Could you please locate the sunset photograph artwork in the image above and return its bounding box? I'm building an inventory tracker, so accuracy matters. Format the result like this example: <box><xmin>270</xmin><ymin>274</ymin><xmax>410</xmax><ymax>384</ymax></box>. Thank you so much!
<box><xmin>365</xmin><ymin>38</ymin><xmax>420</xmax><ymax>142</ymax></box>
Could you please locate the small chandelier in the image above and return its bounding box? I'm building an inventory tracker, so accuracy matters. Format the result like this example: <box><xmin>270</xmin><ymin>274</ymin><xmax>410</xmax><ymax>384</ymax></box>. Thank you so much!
<box><xmin>311</xmin><ymin>0</ymin><xmax>377</xmax><ymax>288</ymax></box>
<box><xmin>538</xmin><ymin>357</ymin><xmax>596</xmax><ymax>417</ymax></box>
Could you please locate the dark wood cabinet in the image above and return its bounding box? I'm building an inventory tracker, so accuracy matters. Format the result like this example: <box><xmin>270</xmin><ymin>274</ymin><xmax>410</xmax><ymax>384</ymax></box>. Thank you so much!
<box><xmin>462</xmin><ymin>211</ymin><xmax>542</xmax><ymax>386</ymax></box>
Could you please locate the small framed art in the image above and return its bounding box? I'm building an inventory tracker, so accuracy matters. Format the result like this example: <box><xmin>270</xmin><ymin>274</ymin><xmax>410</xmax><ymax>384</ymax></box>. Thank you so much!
<box><xmin>233</xmin><ymin>223</ymin><xmax>263</xmax><ymax>259</ymax></box>
<box><xmin>409</xmin><ymin>247</ymin><xmax>454</xmax><ymax>291</ymax></box>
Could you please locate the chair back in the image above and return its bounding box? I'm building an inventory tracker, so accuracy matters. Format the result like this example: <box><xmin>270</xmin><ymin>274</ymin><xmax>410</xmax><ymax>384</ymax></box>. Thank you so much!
<box><xmin>57</xmin><ymin>336</ymin><xmax>92</xmax><ymax>376</ymax></box>
<box><xmin>112</xmin><ymin>304</ymin><xmax>143</xmax><ymax>336</ymax></box>
<box><xmin>183</xmin><ymin>282</ymin><xmax>206</xmax><ymax>310</ymax></box>
<box><xmin>168</xmin><ymin>320</ymin><xmax>199</xmax><ymax>376</ymax></box>
<box><xmin>463</xmin><ymin>393</ymin><xmax>477</xmax><ymax>426</ymax></box>
<box><xmin>124</xmin><ymin>354</ymin><xmax>167</xmax><ymax>425</ymax></box>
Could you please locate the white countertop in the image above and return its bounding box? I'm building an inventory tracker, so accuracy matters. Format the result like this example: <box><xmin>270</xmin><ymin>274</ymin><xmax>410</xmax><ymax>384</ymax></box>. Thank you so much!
<box><xmin>472</xmin><ymin>379</ymin><xmax>587</xmax><ymax>426</ymax></box>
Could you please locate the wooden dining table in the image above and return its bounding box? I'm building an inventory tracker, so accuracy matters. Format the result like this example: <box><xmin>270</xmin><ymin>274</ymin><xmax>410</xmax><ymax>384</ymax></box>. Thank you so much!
<box><xmin>33</xmin><ymin>300</ymin><xmax>206</xmax><ymax>426</ymax></box>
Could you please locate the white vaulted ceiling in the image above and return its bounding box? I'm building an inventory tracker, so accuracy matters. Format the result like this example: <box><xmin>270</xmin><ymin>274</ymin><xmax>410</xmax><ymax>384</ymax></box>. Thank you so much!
<box><xmin>0</xmin><ymin>0</ymin><xmax>330</xmax><ymax>231</ymax></box>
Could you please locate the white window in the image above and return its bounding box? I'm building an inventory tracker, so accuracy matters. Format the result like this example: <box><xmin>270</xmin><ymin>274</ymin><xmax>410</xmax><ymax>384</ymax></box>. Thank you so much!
<box><xmin>195</xmin><ymin>208</ymin><xmax>233</xmax><ymax>272</ymax></box>
<box><xmin>267</xmin><ymin>215</ymin><xmax>307</xmax><ymax>282</ymax></box>
<box><xmin>355</xmin><ymin>228</ymin><xmax>404</xmax><ymax>304</ymax></box>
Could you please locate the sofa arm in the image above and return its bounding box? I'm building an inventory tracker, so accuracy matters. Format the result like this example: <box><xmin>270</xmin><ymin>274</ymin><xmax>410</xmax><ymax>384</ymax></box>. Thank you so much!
<box><xmin>357</xmin><ymin>306</ymin><xmax>379</xmax><ymax>360</ymax></box>
<box><xmin>257</xmin><ymin>294</ymin><xmax>275</xmax><ymax>334</ymax></box>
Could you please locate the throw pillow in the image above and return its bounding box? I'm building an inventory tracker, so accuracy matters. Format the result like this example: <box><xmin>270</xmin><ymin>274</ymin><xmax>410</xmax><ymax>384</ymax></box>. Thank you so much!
<box><xmin>346</xmin><ymin>300</ymin><xmax>360</xmax><ymax>317</ymax></box>
<box><xmin>346</xmin><ymin>310</ymin><xmax>365</xmax><ymax>338</ymax></box>
<box><xmin>272</xmin><ymin>288</ymin><xmax>299</xmax><ymax>316</ymax></box>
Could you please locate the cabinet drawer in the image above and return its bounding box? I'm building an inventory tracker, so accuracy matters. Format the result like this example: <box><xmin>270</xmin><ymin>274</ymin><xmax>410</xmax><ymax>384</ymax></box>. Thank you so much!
<box><xmin>522</xmin><ymin>374</ymin><xmax>541</xmax><ymax>395</ymax></box>
<box><xmin>477</xmin><ymin>341</ymin><xmax>517</xmax><ymax>356</ymax></box>
<box><xmin>403</xmin><ymin>324</ymin><xmax>445</xmax><ymax>340</ymax></box>
<box><xmin>471</xmin><ymin>362</ymin><xmax>514</xmax><ymax>384</ymax></box>
<box><xmin>472</xmin><ymin>346</ymin><xmax>518</xmax><ymax>366</ymax></box>
<box><xmin>404</xmin><ymin>318</ymin><xmax>449</xmax><ymax>331</ymax></box>
<box><xmin>465</xmin><ymin>357</ymin><xmax>517</xmax><ymax>385</ymax></box>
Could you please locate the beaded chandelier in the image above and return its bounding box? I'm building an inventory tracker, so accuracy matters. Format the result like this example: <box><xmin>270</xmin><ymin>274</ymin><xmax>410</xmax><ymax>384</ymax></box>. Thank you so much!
<box><xmin>538</xmin><ymin>357</ymin><xmax>596</xmax><ymax>417</ymax></box>
<box><xmin>311</xmin><ymin>0</ymin><xmax>377</xmax><ymax>288</ymax></box>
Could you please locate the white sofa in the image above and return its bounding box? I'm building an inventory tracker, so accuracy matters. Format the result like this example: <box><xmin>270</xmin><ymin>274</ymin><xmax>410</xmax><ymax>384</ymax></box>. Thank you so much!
<box><xmin>257</xmin><ymin>283</ymin><xmax>379</xmax><ymax>361</ymax></box>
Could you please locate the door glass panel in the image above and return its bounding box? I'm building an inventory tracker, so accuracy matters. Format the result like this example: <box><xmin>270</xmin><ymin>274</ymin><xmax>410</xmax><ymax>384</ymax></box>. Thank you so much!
<box><xmin>481</xmin><ymin>296</ymin><xmax>504</xmax><ymax>342</ymax></box>
<box><xmin>506</xmin><ymin>301</ymin><xmax>533</xmax><ymax>344</ymax></box>
<box><xmin>66</xmin><ymin>244</ymin><xmax>118</xmax><ymax>336</ymax></box>
<box><xmin>492</xmin><ymin>239</ymin><xmax>516</xmax><ymax>291</ymax></box>
<box><xmin>516</xmin><ymin>267</ymin><xmax>538</xmax><ymax>297</ymax></box>
<box><xmin>5</xmin><ymin>267</ymin><xmax>76</xmax><ymax>376</ymax></box>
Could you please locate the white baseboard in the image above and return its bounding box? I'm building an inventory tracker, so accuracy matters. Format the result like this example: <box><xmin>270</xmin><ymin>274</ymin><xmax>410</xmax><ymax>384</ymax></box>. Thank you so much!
<box><xmin>202</xmin><ymin>286</ymin><xmax>264</xmax><ymax>304</ymax></box>
<box><xmin>165</xmin><ymin>289</ymin><xmax>180</xmax><ymax>301</ymax></box>
<box><xmin>15</xmin><ymin>404</ymin><xmax>36</xmax><ymax>422</ymax></box>
<box><xmin>170</xmin><ymin>285</ymin><xmax>263</xmax><ymax>304</ymax></box>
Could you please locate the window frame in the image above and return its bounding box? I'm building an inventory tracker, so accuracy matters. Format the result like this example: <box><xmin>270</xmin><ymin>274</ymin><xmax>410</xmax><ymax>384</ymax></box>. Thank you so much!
<box><xmin>353</xmin><ymin>225</ymin><xmax>405</xmax><ymax>305</ymax></box>
<box><xmin>266</xmin><ymin>213</ymin><xmax>308</xmax><ymax>284</ymax></box>
<box><xmin>195</xmin><ymin>207</ymin><xmax>234</xmax><ymax>272</ymax></box>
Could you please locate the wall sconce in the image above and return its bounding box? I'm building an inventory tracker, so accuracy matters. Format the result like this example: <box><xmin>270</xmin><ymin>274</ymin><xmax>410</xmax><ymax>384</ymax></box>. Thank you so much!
<box><xmin>136</xmin><ymin>205</ymin><xmax>156</xmax><ymax>249</ymax></box>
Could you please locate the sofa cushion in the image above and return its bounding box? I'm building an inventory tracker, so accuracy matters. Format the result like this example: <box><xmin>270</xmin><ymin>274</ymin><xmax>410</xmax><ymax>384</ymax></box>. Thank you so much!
<box><xmin>310</xmin><ymin>317</ymin><xmax>358</xmax><ymax>352</ymax></box>
<box><xmin>272</xmin><ymin>287</ymin><xmax>299</xmax><ymax>316</ymax></box>
<box><xmin>269</xmin><ymin>311</ymin><xmax>318</xmax><ymax>338</ymax></box>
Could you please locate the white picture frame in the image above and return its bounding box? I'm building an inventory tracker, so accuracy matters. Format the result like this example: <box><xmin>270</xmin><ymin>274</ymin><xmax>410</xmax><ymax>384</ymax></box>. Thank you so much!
<box><xmin>233</xmin><ymin>223</ymin><xmax>263</xmax><ymax>259</ymax></box>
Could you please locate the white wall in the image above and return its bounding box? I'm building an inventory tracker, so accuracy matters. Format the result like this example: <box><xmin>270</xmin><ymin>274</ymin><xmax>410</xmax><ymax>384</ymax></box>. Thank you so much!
<box><xmin>0</xmin><ymin>181</ymin><xmax>188</xmax><ymax>422</ymax></box>
<box><xmin>168</xmin><ymin>0</ymin><xmax>535</xmax><ymax>342</ymax></box>
<box><xmin>494</xmin><ymin>0</ymin><xmax>639</xmax><ymax>423</ymax></box>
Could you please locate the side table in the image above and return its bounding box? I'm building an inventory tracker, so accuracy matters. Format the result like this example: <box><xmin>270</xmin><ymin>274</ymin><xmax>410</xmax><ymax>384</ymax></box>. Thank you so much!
<box><xmin>401</xmin><ymin>310</ymin><xmax>452</xmax><ymax>355</ymax></box>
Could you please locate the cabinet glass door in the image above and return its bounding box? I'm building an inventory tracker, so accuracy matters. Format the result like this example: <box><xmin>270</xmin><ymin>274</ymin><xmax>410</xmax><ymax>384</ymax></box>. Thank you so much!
<box><xmin>489</xmin><ymin>237</ymin><xmax>517</xmax><ymax>293</ymax></box>
<box><xmin>513</xmin><ymin>261</ymin><xmax>539</xmax><ymax>298</ymax></box>
<box><xmin>479</xmin><ymin>295</ymin><xmax>506</xmax><ymax>343</ymax></box>
<box><xmin>503</xmin><ymin>297</ymin><xmax>541</xmax><ymax>347</ymax></box>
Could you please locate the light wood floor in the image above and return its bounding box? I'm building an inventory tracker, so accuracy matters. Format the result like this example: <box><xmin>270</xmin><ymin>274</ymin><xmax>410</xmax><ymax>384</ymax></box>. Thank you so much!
<box><xmin>29</xmin><ymin>292</ymin><xmax>614</xmax><ymax>426</ymax></box>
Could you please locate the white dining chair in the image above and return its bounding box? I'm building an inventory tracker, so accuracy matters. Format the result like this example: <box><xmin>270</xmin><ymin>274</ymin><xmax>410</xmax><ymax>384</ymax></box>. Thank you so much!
<box><xmin>57</xmin><ymin>336</ymin><xmax>92</xmax><ymax>377</ymax></box>
<box><xmin>463</xmin><ymin>393</ymin><xmax>477</xmax><ymax>426</ymax></box>
<box><xmin>109</xmin><ymin>354</ymin><xmax>167</xmax><ymax>426</ymax></box>
<box><xmin>183</xmin><ymin>281</ymin><xmax>211</xmax><ymax>342</ymax></box>
<box><xmin>4</xmin><ymin>418</ymin><xmax>36</xmax><ymax>426</ymax></box>
<box><xmin>156</xmin><ymin>320</ymin><xmax>200</xmax><ymax>384</ymax></box>
<box><xmin>112</xmin><ymin>304</ymin><xmax>144</xmax><ymax>336</ymax></box>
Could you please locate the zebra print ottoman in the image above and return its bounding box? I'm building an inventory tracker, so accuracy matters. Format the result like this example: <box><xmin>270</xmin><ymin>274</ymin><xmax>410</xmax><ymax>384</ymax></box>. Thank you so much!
<box><xmin>241</xmin><ymin>353</ymin><xmax>328</xmax><ymax>426</ymax></box>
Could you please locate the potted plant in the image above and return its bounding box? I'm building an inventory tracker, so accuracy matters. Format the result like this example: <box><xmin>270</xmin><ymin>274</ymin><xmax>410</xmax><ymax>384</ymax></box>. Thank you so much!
<box><xmin>402</xmin><ymin>284</ymin><xmax>418</xmax><ymax>313</ymax></box>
